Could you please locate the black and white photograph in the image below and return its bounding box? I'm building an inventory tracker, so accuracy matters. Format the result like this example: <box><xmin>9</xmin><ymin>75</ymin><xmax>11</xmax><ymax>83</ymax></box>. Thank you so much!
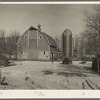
<box><xmin>0</xmin><ymin>2</ymin><xmax>100</xmax><ymax>94</ymax></box>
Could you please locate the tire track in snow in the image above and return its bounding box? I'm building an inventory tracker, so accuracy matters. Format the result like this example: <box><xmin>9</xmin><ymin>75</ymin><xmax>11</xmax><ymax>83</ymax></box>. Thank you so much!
<box><xmin>82</xmin><ymin>82</ymin><xmax>85</xmax><ymax>89</ymax></box>
<box><xmin>85</xmin><ymin>79</ymin><xmax>100</xmax><ymax>90</ymax></box>
<box><xmin>85</xmin><ymin>79</ymin><xmax>95</xmax><ymax>90</ymax></box>
<box><xmin>81</xmin><ymin>75</ymin><xmax>99</xmax><ymax>90</ymax></box>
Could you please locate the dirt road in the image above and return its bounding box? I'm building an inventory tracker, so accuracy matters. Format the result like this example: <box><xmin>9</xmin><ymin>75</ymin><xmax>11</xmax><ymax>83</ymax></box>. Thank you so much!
<box><xmin>0</xmin><ymin>61</ymin><xmax>100</xmax><ymax>90</ymax></box>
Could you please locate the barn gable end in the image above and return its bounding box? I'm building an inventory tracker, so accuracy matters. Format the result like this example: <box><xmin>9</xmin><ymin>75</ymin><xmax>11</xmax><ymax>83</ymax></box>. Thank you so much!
<box><xmin>17</xmin><ymin>26</ymin><xmax>57</xmax><ymax>61</ymax></box>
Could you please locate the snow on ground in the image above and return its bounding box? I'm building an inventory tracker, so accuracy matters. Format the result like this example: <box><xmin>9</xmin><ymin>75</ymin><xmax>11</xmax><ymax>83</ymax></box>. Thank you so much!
<box><xmin>0</xmin><ymin>60</ymin><xmax>100</xmax><ymax>90</ymax></box>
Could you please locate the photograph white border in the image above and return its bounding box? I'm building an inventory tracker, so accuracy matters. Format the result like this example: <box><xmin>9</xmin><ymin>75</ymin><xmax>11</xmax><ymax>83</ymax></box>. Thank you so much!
<box><xmin>0</xmin><ymin>1</ymin><xmax>100</xmax><ymax>4</ymax></box>
<box><xmin>1</xmin><ymin>90</ymin><xmax>100</xmax><ymax>98</ymax></box>
<box><xmin>0</xmin><ymin>1</ymin><xmax>100</xmax><ymax>98</ymax></box>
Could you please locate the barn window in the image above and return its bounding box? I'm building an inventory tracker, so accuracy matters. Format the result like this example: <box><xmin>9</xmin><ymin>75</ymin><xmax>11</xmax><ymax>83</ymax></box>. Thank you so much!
<box><xmin>44</xmin><ymin>51</ymin><xmax>45</xmax><ymax>55</ymax></box>
<box><xmin>39</xmin><ymin>35</ymin><xmax>43</xmax><ymax>39</ymax></box>
<box><xmin>24</xmin><ymin>35</ymin><xmax>27</xmax><ymax>39</ymax></box>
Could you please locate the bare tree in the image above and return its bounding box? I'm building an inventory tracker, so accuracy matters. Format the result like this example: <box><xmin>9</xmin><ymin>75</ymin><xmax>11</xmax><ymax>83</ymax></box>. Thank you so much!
<box><xmin>0</xmin><ymin>30</ymin><xmax>6</xmax><ymax>54</ymax></box>
<box><xmin>0</xmin><ymin>30</ymin><xmax>8</xmax><ymax>66</ymax></box>
<box><xmin>83</xmin><ymin>6</ymin><xmax>100</xmax><ymax>55</ymax></box>
<box><xmin>0</xmin><ymin>30</ymin><xmax>20</xmax><ymax>60</ymax></box>
<box><xmin>54</xmin><ymin>36</ymin><xmax>61</xmax><ymax>52</ymax></box>
<box><xmin>73</xmin><ymin>34</ymin><xmax>80</xmax><ymax>56</ymax></box>
<box><xmin>6</xmin><ymin>31</ymin><xmax>20</xmax><ymax>60</ymax></box>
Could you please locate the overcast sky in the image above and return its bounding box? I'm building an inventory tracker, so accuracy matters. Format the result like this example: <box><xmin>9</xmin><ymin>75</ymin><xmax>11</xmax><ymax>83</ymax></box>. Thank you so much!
<box><xmin>0</xmin><ymin>4</ymin><xmax>96</xmax><ymax>37</ymax></box>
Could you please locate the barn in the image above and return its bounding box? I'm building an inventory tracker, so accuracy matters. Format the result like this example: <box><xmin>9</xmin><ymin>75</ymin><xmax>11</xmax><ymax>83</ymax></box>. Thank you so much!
<box><xmin>17</xmin><ymin>25</ymin><xmax>57</xmax><ymax>61</ymax></box>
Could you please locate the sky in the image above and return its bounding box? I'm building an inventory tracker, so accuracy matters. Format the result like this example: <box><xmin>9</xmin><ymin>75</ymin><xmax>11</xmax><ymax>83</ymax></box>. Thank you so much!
<box><xmin>0</xmin><ymin>4</ymin><xmax>96</xmax><ymax>38</ymax></box>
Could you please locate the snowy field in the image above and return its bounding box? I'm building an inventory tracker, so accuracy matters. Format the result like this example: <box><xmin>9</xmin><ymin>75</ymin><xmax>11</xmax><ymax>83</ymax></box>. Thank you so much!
<box><xmin>0</xmin><ymin>60</ymin><xmax>100</xmax><ymax>90</ymax></box>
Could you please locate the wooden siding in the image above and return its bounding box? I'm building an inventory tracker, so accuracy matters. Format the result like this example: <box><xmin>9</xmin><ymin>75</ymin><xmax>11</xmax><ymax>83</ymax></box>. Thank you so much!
<box><xmin>17</xmin><ymin>29</ymin><xmax>50</xmax><ymax>60</ymax></box>
<box><xmin>38</xmin><ymin>31</ymin><xmax>49</xmax><ymax>51</ymax></box>
<box><xmin>17</xmin><ymin>30</ymin><xmax>28</xmax><ymax>50</ymax></box>
<box><xmin>29</xmin><ymin>30</ymin><xmax>37</xmax><ymax>50</ymax></box>
<box><xmin>28</xmin><ymin>50</ymin><xmax>38</xmax><ymax>60</ymax></box>
<box><xmin>38</xmin><ymin>50</ymin><xmax>50</xmax><ymax>60</ymax></box>
<box><xmin>37</xmin><ymin>31</ymin><xmax>50</xmax><ymax>60</ymax></box>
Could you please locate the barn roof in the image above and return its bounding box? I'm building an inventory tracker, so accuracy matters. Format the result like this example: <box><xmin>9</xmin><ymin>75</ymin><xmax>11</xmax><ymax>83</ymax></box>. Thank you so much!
<box><xmin>28</xmin><ymin>26</ymin><xmax>37</xmax><ymax>30</ymax></box>
<box><xmin>28</xmin><ymin>26</ymin><xmax>57</xmax><ymax>47</ymax></box>
<box><xmin>42</xmin><ymin>32</ymin><xmax>57</xmax><ymax>47</ymax></box>
<box><xmin>17</xmin><ymin>26</ymin><xmax>57</xmax><ymax>48</ymax></box>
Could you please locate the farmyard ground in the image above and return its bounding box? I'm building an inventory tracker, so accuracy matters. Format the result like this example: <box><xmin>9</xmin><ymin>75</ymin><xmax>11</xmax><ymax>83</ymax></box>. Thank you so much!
<box><xmin>0</xmin><ymin>61</ymin><xmax>100</xmax><ymax>90</ymax></box>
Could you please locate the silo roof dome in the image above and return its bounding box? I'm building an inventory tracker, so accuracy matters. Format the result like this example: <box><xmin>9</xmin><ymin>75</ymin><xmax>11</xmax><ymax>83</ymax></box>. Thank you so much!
<box><xmin>62</xmin><ymin>29</ymin><xmax>72</xmax><ymax>35</ymax></box>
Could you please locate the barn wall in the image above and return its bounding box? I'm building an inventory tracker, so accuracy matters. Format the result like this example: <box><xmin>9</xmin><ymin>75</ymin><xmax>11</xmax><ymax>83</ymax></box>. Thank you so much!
<box><xmin>17</xmin><ymin>29</ymin><xmax>38</xmax><ymax>60</ymax></box>
<box><xmin>38</xmin><ymin>31</ymin><xmax>49</xmax><ymax>51</ymax></box>
<box><xmin>28</xmin><ymin>50</ymin><xmax>38</xmax><ymax>60</ymax></box>
<box><xmin>17</xmin><ymin>30</ymin><xmax>28</xmax><ymax>50</ymax></box>
<box><xmin>37</xmin><ymin>31</ymin><xmax>50</xmax><ymax>60</ymax></box>
<box><xmin>17</xmin><ymin>29</ymin><xmax>51</xmax><ymax>60</ymax></box>
<box><xmin>29</xmin><ymin>30</ymin><xmax>37</xmax><ymax>50</ymax></box>
<box><xmin>17</xmin><ymin>50</ymin><xmax>28</xmax><ymax>59</ymax></box>
<box><xmin>17</xmin><ymin>30</ymin><xmax>28</xmax><ymax>60</ymax></box>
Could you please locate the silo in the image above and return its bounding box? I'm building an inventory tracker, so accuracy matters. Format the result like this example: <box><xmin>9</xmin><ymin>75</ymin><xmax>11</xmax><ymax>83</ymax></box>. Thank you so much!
<box><xmin>62</xmin><ymin>29</ymin><xmax>72</xmax><ymax>58</ymax></box>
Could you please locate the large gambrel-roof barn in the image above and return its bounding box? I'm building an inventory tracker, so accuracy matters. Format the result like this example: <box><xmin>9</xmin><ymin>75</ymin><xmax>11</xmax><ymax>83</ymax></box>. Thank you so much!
<box><xmin>17</xmin><ymin>25</ymin><xmax>57</xmax><ymax>61</ymax></box>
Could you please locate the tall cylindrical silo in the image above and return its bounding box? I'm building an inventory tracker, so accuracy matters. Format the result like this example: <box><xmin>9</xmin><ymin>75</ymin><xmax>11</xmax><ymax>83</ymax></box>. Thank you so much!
<box><xmin>62</xmin><ymin>29</ymin><xmax>72</xmax><ymax>58</ymax></box>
